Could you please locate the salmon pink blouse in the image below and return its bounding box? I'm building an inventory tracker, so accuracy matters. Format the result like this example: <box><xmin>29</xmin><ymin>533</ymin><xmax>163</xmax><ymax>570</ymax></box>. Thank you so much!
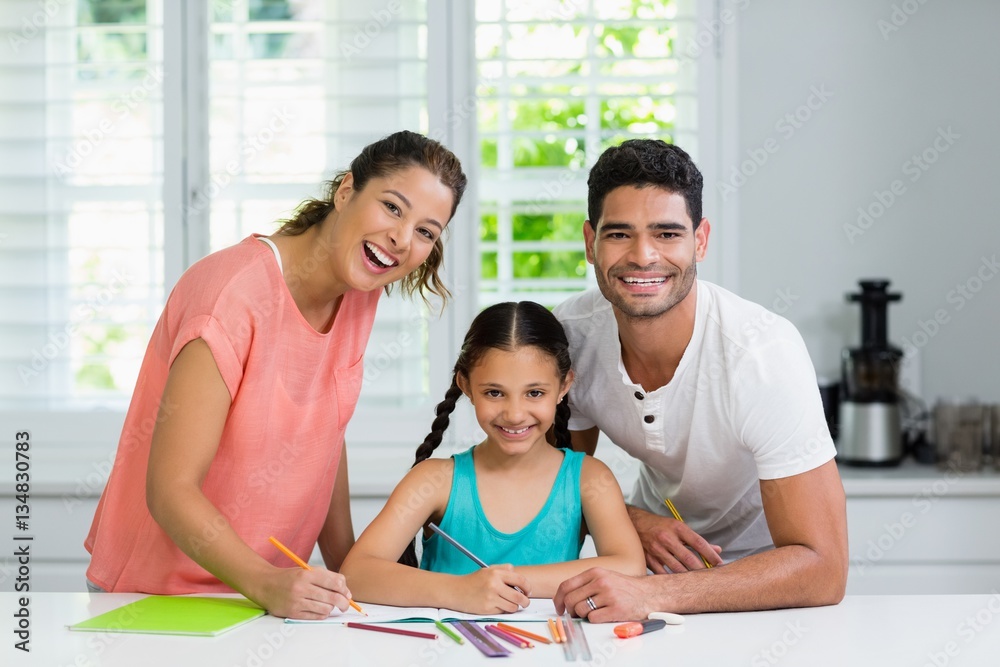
<box><xmin>85</xmin><ymin>235</ymin><xmax>379</xmax><ymax>593</ymax></box>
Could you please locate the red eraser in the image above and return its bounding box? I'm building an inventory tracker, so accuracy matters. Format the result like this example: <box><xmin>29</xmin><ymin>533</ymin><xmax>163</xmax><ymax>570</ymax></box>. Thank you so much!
<box><xmin>614</xmin><ymin>619</ymin><xmax>666</xmax><ymax>638</ymax></box>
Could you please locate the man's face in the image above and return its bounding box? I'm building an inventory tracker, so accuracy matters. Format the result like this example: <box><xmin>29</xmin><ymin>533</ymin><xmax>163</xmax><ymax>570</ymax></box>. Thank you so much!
<box><xmin>584</xmin><ymin>186</ymin><xmax>709</xmax><ymax>320</ymax></box>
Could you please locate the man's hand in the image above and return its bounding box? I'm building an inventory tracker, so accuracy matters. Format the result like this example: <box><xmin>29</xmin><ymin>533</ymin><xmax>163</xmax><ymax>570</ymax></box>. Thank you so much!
<box><xmin>553</xmin><ymin>567</ymin><xmax>652</xmax><ymax>623</ymax></box>
<box><xmin>628</xmin><ymin>506</ymin><xmax>723</xmax><ymax>572</ymax></box>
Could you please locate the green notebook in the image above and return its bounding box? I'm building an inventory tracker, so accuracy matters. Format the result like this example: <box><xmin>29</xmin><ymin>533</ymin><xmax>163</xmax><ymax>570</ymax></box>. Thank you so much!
<box><xmin>69</xmin><ymin>596</ymin><xmax>266</xmax><ymax>637</ymax></box>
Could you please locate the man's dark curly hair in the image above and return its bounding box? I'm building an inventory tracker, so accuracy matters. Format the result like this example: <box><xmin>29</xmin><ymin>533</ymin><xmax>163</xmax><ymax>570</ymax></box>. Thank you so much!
<box><xmin>587</xmin><ymin>139</ymin><xmax>703</xmax><ymax>230</ymax></box>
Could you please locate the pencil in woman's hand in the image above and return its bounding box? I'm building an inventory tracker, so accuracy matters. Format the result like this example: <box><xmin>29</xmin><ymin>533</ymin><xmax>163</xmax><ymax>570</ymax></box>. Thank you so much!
<box><xmin>268</xmin><ymin>535</ymin><xmax>367</xmax><ymax>615</ymax></box>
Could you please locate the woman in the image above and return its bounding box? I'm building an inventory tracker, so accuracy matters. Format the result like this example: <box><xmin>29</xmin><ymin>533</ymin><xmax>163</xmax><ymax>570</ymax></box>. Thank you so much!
<box><xmin>84</xmin><ymin>131</ymin><xmax>467</xmax><ymax>619</ymax></box>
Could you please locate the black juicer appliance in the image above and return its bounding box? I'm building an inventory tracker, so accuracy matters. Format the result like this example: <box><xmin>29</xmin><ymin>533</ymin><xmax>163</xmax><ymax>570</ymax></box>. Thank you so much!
<box><xmin>837</xmin><ymin>279</ymin><xmax>904</xmax><ymax>466</ymax></box>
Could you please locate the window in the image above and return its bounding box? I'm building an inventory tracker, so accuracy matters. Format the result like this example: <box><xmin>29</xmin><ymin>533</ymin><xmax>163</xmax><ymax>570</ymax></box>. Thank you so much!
<box><xmin>1</xmin><ymin>1</ymin><xmax>163</xmax><ymax>412</ymax></box>
<box><xmin>206</xmin><ymin>0</ymin><xmax>438</xmax><ymax>411</ymax></box>
<box><xmin>475</xmin><ymin>0</ymin><xmax>700</xmax><ymax>308</ymax></box>
<box><xmin>0</xmin><ymin>0</ymin><xmax>716</xmax><ymax>484</ymax></box>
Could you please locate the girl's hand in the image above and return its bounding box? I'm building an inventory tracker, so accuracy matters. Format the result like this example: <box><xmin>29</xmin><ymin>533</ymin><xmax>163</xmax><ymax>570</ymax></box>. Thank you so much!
<box><xmin>454</xmin><ymin>565</ymin><xmax>530</xmax><ymax>614</ymax></box>
<box><xmin>253</xmin><ymin>567</ymin><xmax>355</xmax><ymax>619</ymax></box>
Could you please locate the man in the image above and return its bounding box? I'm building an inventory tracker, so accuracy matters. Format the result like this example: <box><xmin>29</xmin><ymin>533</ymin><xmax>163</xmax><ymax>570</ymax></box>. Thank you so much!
<box><xmin>552</xmin><ymin>140</ymin><xmax>847</xmax><ymax>621</ymax></box>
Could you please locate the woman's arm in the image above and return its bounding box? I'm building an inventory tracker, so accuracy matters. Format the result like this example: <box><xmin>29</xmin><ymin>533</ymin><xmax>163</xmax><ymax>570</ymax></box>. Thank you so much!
<box><xmin>340</xmin><ymin>459</ymin><xmax>530</xmax><ymax>614</ymax></box>
<box><xmin>146</xmin><ymin>338</ymin><xmax>352</xmax><ymax>619</ymax></box>
<box><xmin>512</xmin><ymin>456</ymin><xmax>646</xmax><ymax>598</ymax></box>
<box><xmin>317</xmin><ymin>444</ymin><xmax>355</xmax><ymax>572</ymax></box>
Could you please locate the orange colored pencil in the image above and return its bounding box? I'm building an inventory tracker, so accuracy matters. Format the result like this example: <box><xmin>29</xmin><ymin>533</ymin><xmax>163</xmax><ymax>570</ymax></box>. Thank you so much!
<box><xmin>268</xmin><ymin>536</ymin><xmax>367</xmax><ymax>616</ymax></box>
<box><xmin>555</xmin><ymin>616</ymin><xmax>567</xmax><ymax>643</ymax></box>
<box><xmin>548</xmin><ymin>618</ymin><xmax>561</xmax><ymax>643</ymax></box>
<box><xmin>497</xmin><ymin>622</ymin><xmax>552</xmax><ymax>644</ymax></box>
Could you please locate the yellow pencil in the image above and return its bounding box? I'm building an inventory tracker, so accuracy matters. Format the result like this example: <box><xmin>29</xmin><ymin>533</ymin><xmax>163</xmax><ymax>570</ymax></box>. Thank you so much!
<box><xmin>663</xmin><ymin>499</ymin><xmax>713</xmax><ymax>569</ymax></box>
<box><xmin>268</xmin><ymin>535</ymin><xmax>367</xmax><ymax>615</ymax></box>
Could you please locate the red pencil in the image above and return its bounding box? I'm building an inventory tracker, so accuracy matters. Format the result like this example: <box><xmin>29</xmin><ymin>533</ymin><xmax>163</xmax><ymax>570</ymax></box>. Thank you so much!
<box><xmin>345</xmin><ymin>622</ymin><xmax>437</xmax><ymax>640</ymax></box>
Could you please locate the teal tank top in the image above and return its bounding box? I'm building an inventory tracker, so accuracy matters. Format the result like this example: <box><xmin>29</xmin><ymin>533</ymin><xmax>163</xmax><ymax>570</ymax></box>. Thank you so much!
<box><xmin>419</xmin><ymin>446</ymin><xmax>585</xmax><ymax>574</ymax></box>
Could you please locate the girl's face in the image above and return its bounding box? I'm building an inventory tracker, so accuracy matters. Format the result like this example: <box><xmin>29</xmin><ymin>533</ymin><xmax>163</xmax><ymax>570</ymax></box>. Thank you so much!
<box><xmin>459</xmin><ymin>346</ymin><xmax>573</xmax><ymax>455</ymax></box>
<box><xmin>325</xmin><ymin>165</ymin><xmax>454</xmax><ymax>293</ymax></box>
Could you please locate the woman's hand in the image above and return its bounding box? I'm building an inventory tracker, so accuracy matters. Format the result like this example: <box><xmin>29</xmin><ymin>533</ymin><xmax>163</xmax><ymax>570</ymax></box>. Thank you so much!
<box><xmin>251</xmin><ymin>566</ymin><xmax>355</xmax><ymax>620</ymax></box>
<box><xmin>451</xmin><ymin>565</ymin><xmax>530</xmax><ymax>615</ymax></box>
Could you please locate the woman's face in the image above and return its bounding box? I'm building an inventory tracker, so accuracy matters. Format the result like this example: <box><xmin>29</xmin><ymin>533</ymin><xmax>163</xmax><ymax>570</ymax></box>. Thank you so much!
<box><xmin>326</xmin><ymin>165</ymin><xmax>454</xmax><ymax>293</ymax></box>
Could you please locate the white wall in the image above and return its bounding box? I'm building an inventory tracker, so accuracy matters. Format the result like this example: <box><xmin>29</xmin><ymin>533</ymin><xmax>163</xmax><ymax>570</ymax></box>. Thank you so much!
<box><xmin>731</xmin><ymin>1</ymin><xmax>1000</xmax><ymax>402</ymax></box>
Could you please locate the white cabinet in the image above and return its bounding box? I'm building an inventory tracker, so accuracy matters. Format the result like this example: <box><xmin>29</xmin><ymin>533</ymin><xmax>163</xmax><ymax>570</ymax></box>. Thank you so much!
<box><xmin>841</xmin><ymin>462</ymin><xmax>1000</xmax><ymax>595</ymax></box>
<box><xmin>5</xmin><ymin>460</ymin><xmax>1000</xmax><ymax>593</ymax></box>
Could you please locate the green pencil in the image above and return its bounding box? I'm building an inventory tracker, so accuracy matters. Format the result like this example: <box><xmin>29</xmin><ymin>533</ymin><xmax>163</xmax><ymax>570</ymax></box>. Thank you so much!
<box><xmin>434</xmin><ymin>619</ymin><xmax>464</xmax><ymax>644</ymax></box>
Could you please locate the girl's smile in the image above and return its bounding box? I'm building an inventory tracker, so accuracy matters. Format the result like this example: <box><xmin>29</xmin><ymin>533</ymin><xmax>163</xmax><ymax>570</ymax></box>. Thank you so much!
<box><xmin>460</xmin><ymin>346</ymin><xmax>573</xmax><ymax>457</ymax></box>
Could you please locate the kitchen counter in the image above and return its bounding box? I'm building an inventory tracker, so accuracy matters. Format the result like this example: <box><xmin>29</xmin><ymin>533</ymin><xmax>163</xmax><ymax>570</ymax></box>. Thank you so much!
<box><xmin>839</xmin><ymin>458</ymin><xmax>1000</xmax><ymax>496</ymax></box>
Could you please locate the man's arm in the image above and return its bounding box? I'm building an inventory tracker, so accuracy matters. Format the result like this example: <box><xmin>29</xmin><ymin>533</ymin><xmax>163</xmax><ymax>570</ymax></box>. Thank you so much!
<box><xmin>554</xmin><ymin>459</ymin><xmax>848</xmax><ymax>620</ymax></box>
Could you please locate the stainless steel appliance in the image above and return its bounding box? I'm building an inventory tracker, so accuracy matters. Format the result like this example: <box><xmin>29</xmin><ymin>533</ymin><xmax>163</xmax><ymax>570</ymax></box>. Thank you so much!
<box><xmin>837</xmin><ymin>279</ymin><xmax>904</xmax><ymax>466</ymax></box>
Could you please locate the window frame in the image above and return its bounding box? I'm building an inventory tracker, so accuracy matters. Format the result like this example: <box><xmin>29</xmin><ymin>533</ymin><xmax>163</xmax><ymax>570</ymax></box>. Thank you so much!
<box><xmin>1</xmin><ymin>0</ymin><xmax>732</xmax><ymax>494</ymax></box>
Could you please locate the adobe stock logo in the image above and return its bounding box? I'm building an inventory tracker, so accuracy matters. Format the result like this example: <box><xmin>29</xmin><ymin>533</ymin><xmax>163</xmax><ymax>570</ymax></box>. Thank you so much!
<box><xmin>877</xmin><ymin>0</ymin><xmax>935</xmax><ymax>40</ymax></box>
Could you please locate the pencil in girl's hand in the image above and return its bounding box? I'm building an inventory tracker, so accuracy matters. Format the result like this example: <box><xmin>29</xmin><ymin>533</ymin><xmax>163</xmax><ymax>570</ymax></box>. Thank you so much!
<box><xmin>427</xmin><ymin>522</ymin><xmax>488</xmax><ymax>567</ymax></box>
<box><xmin>268</xmin><ymin>535</ymin><xmax>367</xmax><ymax>616</ymax></box>
<box><xmin>662</xmin><ymin>500</ymin><xmax>713</xmax><ymax>569</ymax></box>
<box><xmin>427</xmin><ymin>522</ymin><xmax>527</xmax><ymax>596</ymax></box>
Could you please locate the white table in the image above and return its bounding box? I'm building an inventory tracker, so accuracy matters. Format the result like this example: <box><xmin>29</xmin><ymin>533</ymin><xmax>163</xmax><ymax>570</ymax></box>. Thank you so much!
<box><xmin>3</xmin><ymin>593</ymin><xmax>1000</xmax><ymax>666</ymax></box>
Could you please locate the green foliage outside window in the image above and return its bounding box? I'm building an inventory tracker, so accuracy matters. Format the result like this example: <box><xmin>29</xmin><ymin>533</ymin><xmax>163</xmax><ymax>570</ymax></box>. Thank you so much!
<box><xmin>478</xmin><ymin>0</ymin><xmax>679</xmax><ymax>300</ymax></box>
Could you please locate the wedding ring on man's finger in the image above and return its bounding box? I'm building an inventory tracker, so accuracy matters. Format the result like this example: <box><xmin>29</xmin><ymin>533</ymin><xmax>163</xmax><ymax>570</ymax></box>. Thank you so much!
<box><xmin>586</xmin><ymin>596</ymin><xmax>597</xmax><ymax>611</ymax></box>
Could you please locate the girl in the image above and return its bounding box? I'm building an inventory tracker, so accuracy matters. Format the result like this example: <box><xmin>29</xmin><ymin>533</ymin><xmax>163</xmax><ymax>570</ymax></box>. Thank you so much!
<box><xmin>340</xmin><ymin>301</ymin><xmax>645</xmax><ymax>614</ymax></box>
<box><xmin>84</xmin><ymin>131</ymin><xmax>467</xmax><ymax>620</ymax></box>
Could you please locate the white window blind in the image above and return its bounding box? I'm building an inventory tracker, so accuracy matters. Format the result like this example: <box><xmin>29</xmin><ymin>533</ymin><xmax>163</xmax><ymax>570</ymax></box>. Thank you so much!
<box><xmin>475</xmin><ymin>0</ymin><xmax>700</xmax><ymax>308</ymax></box>
<box><xmin>0</xmin><ymin>0</ymin><xmax>714</xmax><ymax>487</ymax></box>
<box><xmin>205</xmin><ymin>0</ymin><xmax>440</xmax><ymax>413</ymax></box>
<box><xmin>0</xmin><ymin>0</ymin><xmax>164</xmax><ymax>414</ymax></box>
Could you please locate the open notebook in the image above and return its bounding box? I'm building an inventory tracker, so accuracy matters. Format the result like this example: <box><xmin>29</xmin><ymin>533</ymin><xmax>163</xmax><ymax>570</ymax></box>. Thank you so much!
<box><xmin>285</xmin><ymin>598</ymin><xmax>559</xmax><ymax>624</ymax></box>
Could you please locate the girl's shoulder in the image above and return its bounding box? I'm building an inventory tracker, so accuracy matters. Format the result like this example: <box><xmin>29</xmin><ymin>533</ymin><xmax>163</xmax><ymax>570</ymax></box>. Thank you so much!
<box><xmin>394</xmin><ymin>456</ymin><xmax>457</xmax><ymax>496</ymax></box>
<box><xmin>384</xmin><ymin>457</ymin><xmax>457</xmax><ymax>518</ymax></box>
<box><xmin>411</xmin><ymin>456</ymin><xmax>456</xmax><ymax>475</ymax></box>
<box><xmin>578</xmin><ymin>453</ymin><xmax>619</xmax><ymax>489</ymax></box>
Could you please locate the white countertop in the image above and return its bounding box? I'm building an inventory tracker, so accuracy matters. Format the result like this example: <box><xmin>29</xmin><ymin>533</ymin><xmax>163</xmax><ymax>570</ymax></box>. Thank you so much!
<box><xmin>838</xmin><ymin>458</ymin><xmax>1000</xmax><ymax>496</ymax></box>
<box><xmin>4</xmin><ymin>593</ymin><xmax>1000</xmax><ymax>666</ymax></box>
